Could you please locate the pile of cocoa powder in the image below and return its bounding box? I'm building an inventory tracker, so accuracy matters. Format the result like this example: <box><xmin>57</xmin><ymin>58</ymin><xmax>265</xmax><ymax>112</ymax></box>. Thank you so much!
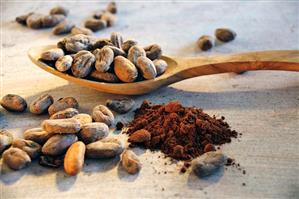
<box><xmin>126</xmin><ymin>101</ymin><xmax>238</xmax><ymax>160</ymax></box>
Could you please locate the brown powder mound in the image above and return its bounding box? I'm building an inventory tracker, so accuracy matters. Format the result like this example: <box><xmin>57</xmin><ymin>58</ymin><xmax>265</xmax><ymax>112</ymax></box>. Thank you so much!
<box><xmin>126</xmin><ymin>101</ymin><xmax>238</xmax><ymax>160</ymax></box>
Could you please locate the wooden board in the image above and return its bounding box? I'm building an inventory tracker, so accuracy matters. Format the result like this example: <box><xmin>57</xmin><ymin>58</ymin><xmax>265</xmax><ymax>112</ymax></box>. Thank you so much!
<box><xmin>1</xmin><ymin>1</ymin><xmax>299</xmax><ymax>199</ymax></box>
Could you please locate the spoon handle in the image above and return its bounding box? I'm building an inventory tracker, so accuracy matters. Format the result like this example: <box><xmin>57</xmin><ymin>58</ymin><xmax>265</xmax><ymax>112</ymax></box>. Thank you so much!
<box><xmin>176</xmin><ymin>50</ymin><xmax>299</xmax><ymax>79</ymax></box>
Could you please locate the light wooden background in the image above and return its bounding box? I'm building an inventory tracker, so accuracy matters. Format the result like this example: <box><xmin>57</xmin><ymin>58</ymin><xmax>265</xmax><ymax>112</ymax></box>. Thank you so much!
<box><xmin>1</xmin><ymin>1</ymin><xmax>298</xmax><ymax>199</ymax></box>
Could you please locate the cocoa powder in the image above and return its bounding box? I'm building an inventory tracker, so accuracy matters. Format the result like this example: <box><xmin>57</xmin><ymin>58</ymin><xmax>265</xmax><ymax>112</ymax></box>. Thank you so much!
<box><xmin>126</xmin><ymin>101</ymin><xmax>238</xmax><ymax>160</ymax></box>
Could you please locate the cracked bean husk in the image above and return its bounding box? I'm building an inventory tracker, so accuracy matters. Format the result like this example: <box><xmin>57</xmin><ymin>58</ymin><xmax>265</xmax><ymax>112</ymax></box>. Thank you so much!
<box><xmin>16</xmin><ymin>12</ymin><xmax>34</xmax><ymax>25</ymax></box>
<box><xmin>153</xmin><ymin>59</ymin><xmax>168</xmax><ymax>75</ymax></box>
<box><xmin>3</xmin><ymin>147</ymin><xmax>31</xmax><ymax>170</ymax></box>
<box><xmin>55</xmin><ymin>55</ymin><xmax>73</xmax><ymax>72</ymax></box>
<box><xmin>90</xmin><ymin>70</ymin><xmax>120</xmax><ymax>83</ymax></box>
<box><xmin>136</xmin><ymin>56</ymin><xmax>157</xmax><ymax>80</ymax></box>
<box><xmin>106</xmin><ymin>98</ymin><xmax>135</xmax><ymax>114</ymax></box>
<box><xmin>92</xmin><ymin>105</ymin><xmax>114</xmax><ymax>126</ymax></box>
<box><xmin>71</xmin><ymin>50</ymin><xmax>96</xmax><ymax>78</ymax></box>
<box><xmin>50</xmin><ymin>6</ymin><xmax>69</xmax><ymax>16</ymax></box>
<box><xmin>85</xmin><ymin>19</ymin><xmax>107</xmax><ymax>32</ymax></box>
<box><xmin>107</xmin><ymin>2</ymin><xmax>117</xmax><ymax>14</ymax></box>
<box><xmin>114</xmin><ymin>56</ymin><xmax>138</xmax><ymax>83</ymax></box>
<box><xmin>29</xmin><ymin>94</ymin><xmax>54</xmax><ymax>114</ymax></box>
<box><xmin>128</xmin><ymin>45</ymin><xmax>146</xmax><ymax>65</ymax></box>
<box><xmin>71</xmin><ymin>26</ymin><xmax>93</xmax><ymax>36</ymax></box>
<box><xmin>86</xmin><ymin>137</ymin><xmax>124</xmax><ymax>158</ymax></box>
<box><xmin>215</xmin><ymin>28</ymin><xmax>236</xmax><ymax>42</ymax></box>
<box><xmin>197</xmin><ymin>35</ymin><xmax>213</xmax><ymax>51</ymax></box>
<box><xmin>101</xmin><ymin>12</ymin><xmax>116</xmax><ymax>27</ymax></box>
<box><xmin>48</xmin><ymin>97</ymin><xmax>79</xmax><ymax>116</ymax></box>
<box><xmin>39</xmin><ymin>155</ymin><xmax>64</xmax><ymax>168</ymax></box>
<box><xmin>42</xmin><ymin>118</ymin><xmax>81</xmax><ymax>134</ymax></box>
<box><xmin>94</xmin><ymin>46</ymin><xmax>114</xmax><ymax>72</ymax></box>
<box><xmin>64</xmin><ymin>34</ymin><xmax>96</xmax><ymax>53</ymax></box>
<box><xmin>121</xmin><ymin>150</ymin><xmax>141</xmax><ymax>174</ymax></box>
<box><xmin>192</xmin><ymin>151</ymin><xmax>227</xmax><ymax>177</ymax></box>
<box><xmin>121</xmin><ymin>40</ymin><xmax>138</xmax><ymax>53</ymax></box>
<box><xmin>42</xmin><ymin>134</ymin><xmax>78</xmax><ymax>156</ymax></box>
<box><xmin>110</xmin><ymin>32</ymin><xmax>123</xmax><ymax>49</ymax></box>
<box><xmin>72</xmin><ymin>113</ymin><xmax>93</xmax><ymax>126</ymax></box>
<box><xmin>50</xmin><ymin>108</ymin><xmax>79</xmax><ymax>119</ymax></box>
<box><xmin>41</xmin><ymin>48</ymin><xmax>64</xmax><ymax>61</ymax></box>
<box><xmin>0</xmin><ymin>129</ymin><xmax>13</xmax><ymax>154</ymax></box>
<box><xmin>1</xmin><ymin>94</ymin><xmax>27</xmax><ymax>112</ymax></box>
<box><xmin>23</xmin><ymin>127</ymin><xmax>52</xmax><ymax>145</ymax></box>
<box><xmin>12</xmin><ymin>138</ymin><xmax>41</xmax><ymax>159</ymax></box>
<box><xmin>79</xmin><ymin>122</ymin><xmax>109</xmax><ymax>144</ymax></box>
<box><xmin>53</xmin><ymin>20</ymin><xmax>74</xmax><ymax>35</ymax></box>
<box><xmin>41</xmin><ymin>14</ymin><xmax>65</xmax><ymax>28</ymax></box>
<box><xmin>108</xmin><ymin>46</ymin><xmax>126</xmax><ymax>57</ymax></box>
<box><xmin>144</xmin><ymin>44</ymin><xmax>162</xmax><ymax>60</ymax></box>
<box><xmin>26</xmin><ymin>13</ymin><xmax>44</xmax><ymax>29</ymax></box>
<box><xmin>64</xmin><ymin>141</ymin><xmax>85</xmax><ymax>176</ymax></box>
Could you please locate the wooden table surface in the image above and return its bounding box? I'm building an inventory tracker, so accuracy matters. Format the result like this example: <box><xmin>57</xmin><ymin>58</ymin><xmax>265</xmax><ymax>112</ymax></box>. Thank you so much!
<box><xmin>1</xmin><ymin>1</ymin><xmax>299</xmax><ymax>199</ymax></box>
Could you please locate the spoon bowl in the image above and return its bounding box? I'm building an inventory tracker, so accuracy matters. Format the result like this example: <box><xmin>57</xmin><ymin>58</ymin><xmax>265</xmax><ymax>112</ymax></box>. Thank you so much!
<box><xmin>28</xmin><ymin>45</ymin><xmax>299</xmax><ymax>95</ymax></box>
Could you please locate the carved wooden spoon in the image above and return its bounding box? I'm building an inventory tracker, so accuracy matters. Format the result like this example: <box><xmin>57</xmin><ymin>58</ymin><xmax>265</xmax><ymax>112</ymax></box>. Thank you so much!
<box><xmin>28</xmin><ymin>45</ymin><xmax>299</xmax><ymax>95</ymax></box>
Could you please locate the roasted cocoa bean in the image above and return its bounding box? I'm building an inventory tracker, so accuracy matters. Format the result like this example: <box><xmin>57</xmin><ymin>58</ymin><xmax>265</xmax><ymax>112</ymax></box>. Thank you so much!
<box><xmin>53</xmin><ymin>20</ymin><xmax>74</xmax><ymax>35</ymax></box>
<box><xmin>65</xmin><ymin>34</ymin><xmax>96</xmax><ymax>53</ymax></box>
<box><xmin>12</xmin><ymin>138</ymin><xmax>41</xmax><ymax>159</ymax></box>
<box><xmin>41</xmin><ymin>14</ymin><xmax>65</xmax><ymax>28</ymax></box>
<box><xmin>85</xmin><ymin>19</ymin><xmax>107</xmax><ymax>32</ymax></box>
<box><xmin>42</xmin><ymin>118</ymin><xmax>81</xmax><ymax>134</ymax></box>
<box><xmin>107</xmin><ymin>2</ymin><xmax>117</xmax><ymax>14</ymax></box>
<box><xmin>71</xmin><ymin>26</ymin><xmax>93</xmax><ymax>36</ymax></box>
<box><xmin>16</xmin><ymin>12</ymin><xmax>34</xmax><ymax>25</ymax></box>
<box><xmin>42</xmin><ymin>134</ymin><xmax>78</xmax><ymax>156</ymax></box>
<box><xmin>121</xmin><ymin>40</ymin><xmax>138</xmax><ymax>53</ymax></box>
<box><xmin>71</xmin><ymin>50</ymin><xmax>96</xmax><ymax>78</ymax></box>
<box><xmin>1</xmin><ymin>94</ymin><xmax>27</xmax><ymax>112</ymax></box>
<box><xmin>108</xmin><ymin>46</ymin><xmax>126</xmax><ymax>57</ymax></box>
<box><xmin>92</xmin><ymin>105</ymin><xmax>114</xmax><ymax>126</ymax></box>
<box><xmin>197</xmin><ymin>35</ymin><xmax>213</xmax><ymax>51</ymax></box>
<box><xmin>215</xmin><ymin>28</ymin><xmax>236</xmax><ymax>42</ymax></box>
<box><xmin>94</xmin><ymin>46</ymin><xmax>114</xmax><ymax>72</ymax></box>
<box><xmin>121</xmin><ymin>150</ymin><xmax>141</xmax><ymax>174</ymax></box>
<box><xmin>153</xmin><ymin>59</ymin><xmax>168</xmax><ymax>75</ymax></box>
<box><xmin>79</xmin><ymin>122</ymin><xmax>109</xmax><ymax>144</ymax></box>
<box><xmin>114</xmin><ymin>56</ymin><xmax>138</xmax><ymax>83</ymax></box>
<box><xmin>86</xmin><ymin>137</ymin><xmax>124</xmax><ymax>158</ymax></box>
<box><xmin>23</xmin><ymin>127</ymin><xmax>52</xmax><ymax>145</ymax></box>
<box><xmin>101</xmin><ymin>12</ymin><xmax>116</xmax><ymax>27</ymax></box>
<box><xmin>136</xmin><ymin>56</ymin><xmax>157</xmax><ymax>80</ymax></box>
<box><xmin>144</xmin><ymin>44</ymin><xmax>162</xmax><ymax>60</ymax></box>
<box><xmin>41</xmin><ymin>48</ymin><xmax>64</xmax><ymax>61</ymax></box>
<box><xmin>50</xmin><ymin>108</ymin><xmax>79</xmax><ymax>119</ymax></box>
<box><xmin>110</xmin><ymin>32</ymin><xmax>123</xmax><ymax>49</ymax></box>
<box><xmin>128</xmin><ymin>45</ymin><xmax>146</xmax><ymax>65</ymax></box>
<box><xmin>48</xmin><ymin>97</ymin><xmax>79</xmax><ymax>116</ymax></box>
<box><xmin>55</xmin><ymin>55</ymin><xmax>73</xmax><ymax>72</ymax></box>
<box><xmin>0</xmin><ymin>129</ymin><xmax>13</xmax><ymax>154</ymax></box>
<box><xmin>26</xmin><ymin>13</ymin><xmax>44</xmax><ymax>29</ymax></box>
<box><xmin>29</xmin><ymin>94</ymin><xmax>54</xmax><ymax>114</ymax></box>
<box><xmin>72</xmin><ymin>113</ymin><xmax>93</xmax><ymax>126</ymax></box>
<box><xmin>128</xmin><ymin>129</ymin><xmax>151</xmax><ymax>143</ymax></box>
<box><xmin>3</xmin><ymin>147</ymin><xmax>31</xmax><ymax>170</ymax></box>
<box><xmin>106</xmin><ymin>98</ymin><xmax>135</xmax><ymax>114</ymax></box>
<box><xmin>64</xmin><ymin>141</ymin><xmax>85</xmax><ymax>176</ymax></box>
<box><xmin>50</xmin><ymin>6</ymin><xmax>69</xmax><ymax>16</ymax></box>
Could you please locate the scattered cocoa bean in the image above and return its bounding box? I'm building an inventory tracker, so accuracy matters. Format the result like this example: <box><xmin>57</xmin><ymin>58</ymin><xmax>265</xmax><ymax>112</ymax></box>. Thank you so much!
<box><xmin>107</xmin><ymin>2</ymin><xmax>117</xmax><ymax>14</ymax></box>
<box><xmin>29</xmin><ymin>94</ymin><xmax>54</xmax><ymax>114</ymax></box>
<box><xmin>41</xmin><ymin>48</ymin><xmax>64</xmax><ymax>61</ymax></box>
<box><xmin>12</xmin><ymin>138</ymin><xmax>41</xmax><ymax>159</ymax></box>
<box><xmin>86</xmin><ymin>137</ymin><xmax>124</xmax><ymax>158</ymax></box>
<box><xmin>92</xmin><ymin>105</ymin><xmax>114</xmax><ymax>126</ymax></box>
<box><xmin>50</xmin><ymin>6</ymin><xmax>69</xmax><ymax>16</ymax></box>
<box><xmin>48</xmin><ymin>97</ymin><xmax>79</xmax><ymax>116</ymax></box>
<box><xmin>26</xmin><ymin>13</ymin><xmax>44</xmax><ymax>29</ymax></box>
<box><xmin>121</xmin><ymin>40</ymin><xmax>138</xmax><ymax>53</ymax></box>
<box><xmin>128</xmin><ymin>129</ymin><xmax>151</xmax><ymax>143</ymax></box>
<box><xmin>16</xmin><ymin>12</ymin><xmax>34</xmax><ymax>25</ymax></box>
<box><xmin>144</xmin><ymin>44</ymin><xmax>162</xmax><ymax>60</ymax></box>
<box><xmin>110</xmin><ymin>32</ymin><xmax>123</xmax><ymax>49</ymax></box>
<box><xmin>197</xmin><ymin>35</ymin><xmax>213</xmax><ymax>51</ymax></box>
<box><xmin>64</xmin><ymin>34</ymin><xmax>96</xmax><ymax>53</ymax></box>
<box><xmin>41</xmin><ymin>14</ymin><xmax>65</xmax><ymax>28</ymax></box>
<box><xmin>101</xmin><ymin>12</ymin><xmax>116</xmax><ymax>27</ymax></box>
<box><xmin>50</xmin><ymin>108</ymin><xmax>79</xmax><ymax>119</ymax></box>
<box><xmin>42</xmin><ymin>134</ymin><xmax>78</xmax><ymax>156</ymax></box>
<box><xmin>114</xmin><ymin>56</ymin><xmax>138</xmax><ymax>83</ymax></box>
<box><xmin>42</xmin><ymin>118</ymin><xmax>81</xmax><ymax>134</ymax></box>
<box><xmin>0</xmin><ymin>129</ymin><xmax>13</xmax><ymax>154</ymax></box>
<box><xmin>121</xmin><ymin>150</ymin><xmax>141</xmax><ymax>174</ymax></box>
<box><xmin>90</xmin><ymin>70</ymin><xmax>120</xmax><ymax>83</ymax></box>
<box><xmin>72</xmin><ymin>113</ymin><xmax>93</xmax><ymax>126</ymax></box>
<box><xmin>71</xmin><ymin>26</ymin><xmax>93</xmax><ymax>36</ymax></box>
<box><xmin>3</xmin><ymin>147</ymin><xmax>31</xmax><ymax>170</ymax></box>
<box><xmin>23</xmin><ymin>127</ymin><xmax>52</xmax><ymax>145</ymax></box>
<box><xmin>128</xmin><ymin>45</ymin><xmax>146</xmax><ymax>65</ymax></box>
<box><xmin>192</xmin><ymin>151</ymin><xmax>227</xmax><ymax>177</ymax></box>
<box><xmin>64</xmin><ymin>141</ymin><xmax>85</xmax><ymax>176</ymax></box>
<box><xmin>55</xmin><ymin>55</ymin><xmax>73</xmax><ymax>72</ymax></box>
<box><xmin>39</xmin><ymin>155</ymin><xmax>64</xmax><ymax>168</ymax></box>
<box><xmin>136</xmin><ymin>56</ymin><xmax>157</xmax><ymax>80</ymax></box>
<box><xmin>0</xmin><ymin>94</ymin><xmax>27</xmax><ymax>112</ymax></box>
<box><xmin>53</xmin><ymin>20</ymin><xmax>74</xmax><ymax>35</ymax></box>
<box><xmin>71</xmin><ymin>50</ymin><xmax>96</xmax><ymax>78</ymax></box>
<box><xmin>85</xmin><ymin>19</ymin><xmax>107</xmax><ymax>32</ymax></box>
<box><xmin>215</xmin><ymin>28</ymin><xmax>236</xmax><ymax>42</ymax></box>
<box><xmin>106</xmin><ymin>98</ymin><xmax>135</xmax><ymax>114</ymax></box>
<box><xmin>94</xmin><ymin>46</ymin><xmax>114</xmax><ymax>72</ymax></box>
<box><xmin>79</xmin><ymin>122</ymin><xmax>109</xmax><ymax>144</ymax></box>
<box><xmin>153</xmin><ymin>59</ymin><xmax>168</xmax><ymax>75</ymax></box>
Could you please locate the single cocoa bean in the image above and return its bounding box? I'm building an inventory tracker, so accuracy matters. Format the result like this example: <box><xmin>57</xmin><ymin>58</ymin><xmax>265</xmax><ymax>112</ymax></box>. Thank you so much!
<box><xmin>79</xmin><ymin>122</ymin><xmax>109</xmax><ymax>144</ymax></box>
<box><xmin>1</xmin><ymin>94</ymin><xmax>27</xmax><ymax>112</ymax></box>
<box><xmin>72</xmin><ymin>113</ymin><xmax>92</xmax><ymax>126</ymax></box>
<box><xmin>50</xmin><ymin>6</ymin><xmax>69</xmax><ymax>16</ymax></box>
<box><xmin>0</xmin><ymin>129</ymin><xmax>13</xmax><ymax>154</ymax></box>
<box><xmin>48</xmin><ymin>97</ymin><xmax>79</xmax><ymax>116</ymax></box>
<box><xmin>153</xmin><ymin>59</ymin><xmax>168</xmax><ymax>75</ymax></box>
<box><xmin>26</xmin><ymin>13</ymin><xmax>44</xmax><ymax>29</ymax></box>
<box><xmin>215</xmin><ymin>28</ymin><xmax>236</xmax><ymax>42</ymax></box>
<box><xmin>3</xmin><ymin>147</ymin><xmax>31</xmax><ymax>170</ymax></box>
<box><xmin>136</xmin><ymin>56</ymin><xmax>157</xmax><ymax>80</ymax></box>
<box><xmin>23</xmin><ymin>127</ymin><xmax>52</xmax><ymax>145</ymax></box>
<box><xmin>42</xmin><ymin>134</ymin><xmax>78</xmax><ymax>156</ymax></box>
<box><xmin>92</xmin><ymin>105</ymin><xmax>114</xmax><ymax>126</ymax></box>
<box><xmin>41</xmin><ymin>48</ymin><xmax>64</xmax><ymax>61</ymax></box>
<box><xmin>121</xmin><ymin>40</ymin><xmax>138</xmax><ymax>53</ymax></box>
<box><xmin>114</xmin><ymin>56</ymin><xmax>138</xmax><ymax>83</ymax></box>
<box><xmin>71</xmin><ymin>26</ymin><xmax>93</xmax><ymax>36</ymax></box>
<box><xmin>42</xmin><ymin>118</ymin><xmax>81</xmax><ymax>134</ymax></box>
<box><xmin>65</xmin><ymin>34</ymin><xmax>96</xmax><ymax>53</ymax></box>
<box><xmin>144</xmin><ymin>44</ymin><xmax>162</xmax><ymax>60</ymax></box>
<box><xmin>50</xmin><ymin>108</ymin><xmax>79</xmax><ymax>119</ymax></box>
<box><xmin>71</xmin><ymin>50</ymin><xmax>96</xmax><ymax>78</ymax></box>
<box><xmin>41</xmin><ymin>14</ymin><xmax>65</xmax><ymax>28</ymax></box>
<box><xmin>110</xmin><ymin>32</ymin><xmax>123</xmax><ymax>49</ymax></box>
<box><xmin>121</xmin><ymin>150</ymin><xmax>141</xmax><ymax>174</ymax></box>
<box><xmin>94</xmin><ymin>46</ymin><xmax>114</xmax><ymax>72</ymax></box>
<box><xmin>29</xmin><ymin>94</ymin><xmax>54</xmax><ymax>114</ymax></box>
<box><xmin>64</xmin><ymin>141</ymin><xmax>85</xmax><ymax>176</ymax></box>
<box><xmin>16</xmin><ymin>12</ymin><xmax>34</xmax><ymax>25</ymax></box>
<box><xmin>12</xmin><ymin>138</ymin><xmax>41</xmax><ymax>159</ymax></box>
<box><xmin>86</xmin><ymin>137</ymin><xmax>124</xmax><ymax>158</ymax></box>
<box><xmin>106</xmin><ymin>98</ymin><xmax>135</xmax><ymax>114</ymax></box>
<box><xmin>55</xmin><ymin>55</ymin><xmax>73</xmax><ymax>72</ymax></box>
<box><xmin>128</xmin><ymin>45</ymin><xmax>146</xmax><ymax>65</ymax></box>
<box><xmin>53</xmin><ymin>20</ymin><xmax>74</xmax><ymax>35</ymax></box>
<box><xmin>85</xmin><ymin>19</ymin><xmax>107</xmax><ymax>32</ymax></box>
<box><xmin>197</xmin><ymin>35</ymin><xmax>213</xmax><ymax>51</ymax></box>
<box><xmin>128</xmin><ymin>129</ymin><xmax>151</xmax><ymax>143</ymax></box>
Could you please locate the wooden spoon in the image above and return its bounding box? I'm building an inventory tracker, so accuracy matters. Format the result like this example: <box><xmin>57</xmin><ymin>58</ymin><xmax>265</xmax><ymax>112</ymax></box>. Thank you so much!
<box><xmin>28</xmin><ymin>45</ymin><xmax>299</xmax><ymax>95</ymax></box>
